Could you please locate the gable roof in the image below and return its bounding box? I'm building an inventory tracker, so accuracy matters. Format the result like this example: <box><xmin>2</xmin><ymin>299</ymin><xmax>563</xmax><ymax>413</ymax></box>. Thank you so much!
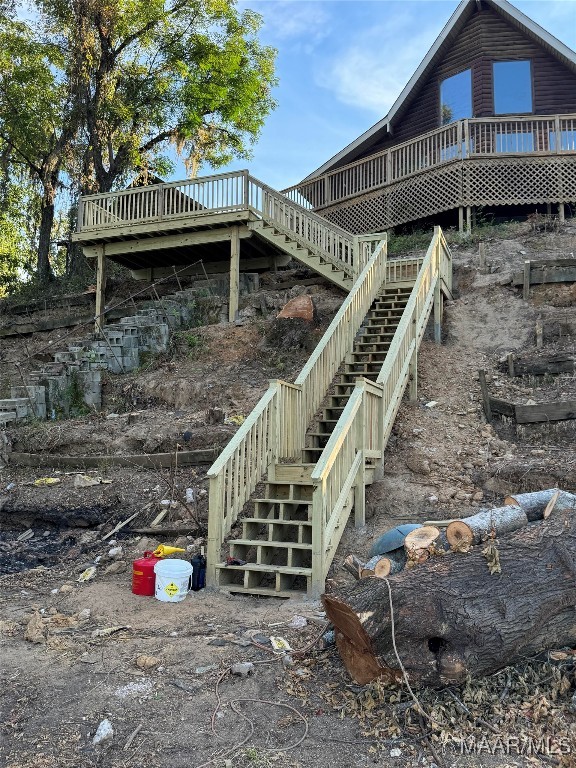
<box><xmin>301</xmin><ymin>0</ymin><xmax>576</xmax><ymax>182</ymax></box>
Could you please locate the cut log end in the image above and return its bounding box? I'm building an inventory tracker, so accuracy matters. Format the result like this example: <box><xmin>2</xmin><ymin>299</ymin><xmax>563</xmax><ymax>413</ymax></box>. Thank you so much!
<box><xmin>446</xmin><ymin>520</ymin><xmax>473</xmax><ymax>547</ymax></box>
<box><xmin>404</xmin><ymin>525</ymin><xmax>440</xmax><ymax>551</ymax></box>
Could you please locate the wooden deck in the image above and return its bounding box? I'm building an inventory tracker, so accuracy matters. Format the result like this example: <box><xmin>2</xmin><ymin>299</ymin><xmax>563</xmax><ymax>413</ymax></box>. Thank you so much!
<box><xmin>282</xmin><ymin>114</ymin><xmax>576</xmax><ymax>232</ymax></box>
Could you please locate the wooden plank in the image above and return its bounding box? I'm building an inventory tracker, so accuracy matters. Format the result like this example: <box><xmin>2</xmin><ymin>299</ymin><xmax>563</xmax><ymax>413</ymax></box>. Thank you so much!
<box><xmin>513</xmin><ymin>356</ymin><xmax>574</xmax><ymax>376</ymax></box>
<box><xmin>515</xmin><ymin>401</ymin><xmax>576</xmax><ymax>424</ymax></box>
<box><xmin>9</xmin><ymin>448</ymin><xmax>221</xmax><ymax>469</ymax></box>
<box><xmin>523</xmin><ymin>260</ymin><xmax>531</xmax><ymax>301</ymax></box>
<box><xmin>512</xmin><ymin>265</ymin><xmax>576</xmax><ymax>286</ymax></box>
<box><xmin>489</xmin><ymin>397</ymin><xmax>515</xmax><ymax>418</ymax></box>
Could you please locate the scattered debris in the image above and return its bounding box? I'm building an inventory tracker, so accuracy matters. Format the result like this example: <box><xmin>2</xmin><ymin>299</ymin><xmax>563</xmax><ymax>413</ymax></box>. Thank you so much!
<box><xmin>231</xmin><ymin>662</ymin><xmax>255</xmax><ymax>677</ymax></box>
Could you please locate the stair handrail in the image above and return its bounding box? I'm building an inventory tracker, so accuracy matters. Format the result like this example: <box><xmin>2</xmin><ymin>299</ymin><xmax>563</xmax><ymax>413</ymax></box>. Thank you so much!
<box><xmin>246</xmin><ymin>175</ymin><xmax>356</xmax><ymax>275</ymax></box>
<box><xmin>205</xmin><ymin>379</ymin><xmax>303</xmax><ymax>586</ymax></box>
<box><xmin>295</xmin><ymin>234</ymin><xmax>388</xmax><ymax>428</ymax></box>
<box><xmin>309</xmin><ymin>226</ymin><xmax>452</xmax><ymax>596</ymax></box>
<box><xmin>309</xmin><ymin>377</ymin><xmax>383</xmax><ymax>594</ymax></box>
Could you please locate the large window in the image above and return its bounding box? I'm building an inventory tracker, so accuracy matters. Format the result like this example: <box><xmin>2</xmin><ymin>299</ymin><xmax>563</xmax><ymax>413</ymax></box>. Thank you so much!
<box><xmin>493</xmin><ymin>60</ymin><xmax>532</xmax><ymax>115</ymax></box>
<box><xmin>440</xmin><ymin>69</ymin><xmax>472</xmax><ymax>125</ymax></box>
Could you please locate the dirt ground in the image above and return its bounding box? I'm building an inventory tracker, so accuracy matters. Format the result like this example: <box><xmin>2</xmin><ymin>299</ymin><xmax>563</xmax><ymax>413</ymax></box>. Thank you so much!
<box><xmin>2</xmin><ymin>219</ymin><xmax>576</xmax><ymax>768</ymax></box>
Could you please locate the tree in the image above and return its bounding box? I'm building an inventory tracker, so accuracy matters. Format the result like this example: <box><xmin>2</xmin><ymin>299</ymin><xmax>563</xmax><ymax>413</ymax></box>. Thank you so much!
<box><xmin>0</xmin><ymin>149</ymin><xmax>40</xmax><ymax>294</ymax></box>
<box><xmin>0</xmin><ymin>1</ymin><xmax>276</xmax><ymax>284</ymax></box>
<box><xmin>39</xmin><ymin>0</ymin><xmax>277</xmax><ymax>192</ymax></box>
<box><xmin>0</xmin><ymin>18</ymin><xmax>79</xmax><ymax>281</ymax></box>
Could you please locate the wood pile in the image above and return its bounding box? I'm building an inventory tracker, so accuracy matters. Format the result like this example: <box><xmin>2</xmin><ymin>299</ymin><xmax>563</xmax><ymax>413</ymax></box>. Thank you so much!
<box><xmin>325</xmin><ymin>489</ymin><xmax>576</xmax><ymax>688</ymax></box>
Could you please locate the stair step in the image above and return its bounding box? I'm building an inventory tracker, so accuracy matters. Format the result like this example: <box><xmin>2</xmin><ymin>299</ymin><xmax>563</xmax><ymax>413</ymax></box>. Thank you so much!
<box><xmin>216</xmin><ymin>562</ymin><xmax>311</xmax><ymax>596</ymax></box>
<box><xmin>273</xmin><ymin>464</ymin><xmax>315</xmax><ymax>483</ymax></box>
<box><xmin>253</xmin><ymin>499</ymin><xmax>312</xmax><ymax>522</ymax></box>
<box><xmin>243</xmin><ymin>518</ymin><xmax>312</xmax><ymax>544</ymax></box>
<box><xmin>264</xmin><ymin>481</ymin><xmax>313</xmax><ymax>501</ymax></box>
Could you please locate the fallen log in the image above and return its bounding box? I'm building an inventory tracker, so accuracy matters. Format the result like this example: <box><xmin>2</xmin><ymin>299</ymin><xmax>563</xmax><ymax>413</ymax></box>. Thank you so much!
<box><xmin>504</xmin><ymin>488</ymin><xmax>576</xmax><ymax>521</ymax></box>
<box><xmin>404</xmin><ymin>526</ymin><xmax>440</xmax><ymax>557</ymax></box>
<box><xmin>446</xmin><ymin>505</ymin><xmax>527</xmax><ymax>548</ymax></box>
<box><xmin>342</xmin><ymin>554</ymin><xmax>364</xmax><ymax>580</ymax></box>
<box><xmin>323</xmin><ymin>506</ymin><xmax>576</xmax><ymax>688</ymax></box>
<box><xmin>361</xmin><ymin>549</ymin><xmax>406</xmax><ymax>578</ymax></box>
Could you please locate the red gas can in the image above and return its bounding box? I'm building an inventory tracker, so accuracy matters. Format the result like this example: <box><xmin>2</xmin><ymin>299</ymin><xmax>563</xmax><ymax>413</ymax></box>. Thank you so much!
<box><xmin>132</xmin><ymin>551</ymin><xmax>162</xmax><ymax>596</ymax></box>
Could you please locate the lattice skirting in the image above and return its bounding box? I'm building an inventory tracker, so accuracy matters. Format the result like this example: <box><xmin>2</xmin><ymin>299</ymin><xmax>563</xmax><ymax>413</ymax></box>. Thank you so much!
<box><xmin>319</xmin><ymin>156</ymin><xmax>576</xmax><ymax>233</ymax></box>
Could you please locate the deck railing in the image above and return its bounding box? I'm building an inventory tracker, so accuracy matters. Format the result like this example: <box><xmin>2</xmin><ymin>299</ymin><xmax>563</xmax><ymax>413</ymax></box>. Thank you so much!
<box><xmin>309</xmin><ymin>226</ymin><xmax>452</xmax><ymax>594</ymax></box>
<box><xmin>78</xmin><ymin>170</ymin><xmax>357</xmax><ymax>277</ymax></box>
<box><xmin>206</xmin><ymin>235</ymin><xmax>389</xmax><ymax>585</ymax></box>
<box><xmin>281</xmin><ymin>113</ymin><xmax>576</xmax><ymax>211</ymax></box>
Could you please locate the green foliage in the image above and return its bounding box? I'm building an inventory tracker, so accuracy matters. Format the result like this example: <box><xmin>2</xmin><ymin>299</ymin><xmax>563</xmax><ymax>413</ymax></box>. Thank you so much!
<box><xmin>37</xmin><ymin>0</ymin><xmax>278</xmax><ymax>191</ymax></box>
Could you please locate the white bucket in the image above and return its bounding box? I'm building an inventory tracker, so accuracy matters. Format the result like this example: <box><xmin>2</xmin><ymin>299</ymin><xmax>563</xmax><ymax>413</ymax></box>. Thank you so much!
<box><xmin>154</xmin><ymin>559</ymin><xmax>193</xmax><ymax>602</ymax></box>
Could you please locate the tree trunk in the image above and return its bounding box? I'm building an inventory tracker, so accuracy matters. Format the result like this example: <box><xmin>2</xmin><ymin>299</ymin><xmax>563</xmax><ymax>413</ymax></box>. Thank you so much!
<box><xmin>323</xmin><ymin>505</ymin><xmax>576</xmax><ymax>688</ymax></box>
<box><xmin>37</xmin><ymin>195</ymin><xmax>55</xmax><ymax>282</ymax></box>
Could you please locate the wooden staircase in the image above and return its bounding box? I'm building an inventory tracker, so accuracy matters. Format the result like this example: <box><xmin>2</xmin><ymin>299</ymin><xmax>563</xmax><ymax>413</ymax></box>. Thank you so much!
<box><xmin>248</xmin><ymin>219</ymin><xmax>354</xmax><ymax>291</ymax></box>
<box><xmin>215</xmin><ymin>286</ymin><xmax>412</xmax><ymax>596</ymax></box>
<box><xmin>206</xmin><ymin>223</ymin><xmax>453</xmax><ymax>600</ymax></box>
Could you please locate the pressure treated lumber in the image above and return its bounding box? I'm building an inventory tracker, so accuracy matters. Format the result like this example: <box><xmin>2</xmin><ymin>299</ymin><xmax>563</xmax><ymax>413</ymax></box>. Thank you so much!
<box><xmin>446</xmin><ymin>505</ymin><xmax>528</xmax><ymax>547</ymax></box>
<box><xmin>323</xmin><ymin>509</ymin><xmax>576</xmax><ymax>687</ymax></box>
<box><xmin>505</xmin><ymin>488</ymin><xmax>576</xmax><ymax>521</ymax></box>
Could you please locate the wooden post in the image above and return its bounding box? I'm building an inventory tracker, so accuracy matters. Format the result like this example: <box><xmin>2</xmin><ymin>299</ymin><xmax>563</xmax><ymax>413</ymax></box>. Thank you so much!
<box><xmin>479</xmin><ymin>242</ymin><xmax>486</xmax><ymax>270</ymax></box>
<box><xmin>355</xmin><ymin>384</ymin><xmax>366</xmax><ymax>528</ymax></box>
<box><xmin>523</xmin><ymin>260</ymin><xmax>531</xmax><ymax>301</ymax></box>
<box><xmin>409</xmin><ymin>315</ymin><xmax>418</xmax><ymax>399</ymax></box>
<box><xmin>536</xmin><ymin>316</ymin><xmax>543</xmax><ymax>349</ymax></box>
<box><xmin>559</xmin><ymin>202</ymin><xmax>565</xmax><ymax>223</ymax></box>
<box><xmin>311</xmin><ymin>488</ymin><xmax>325</xmax><ymax>598</ymax></box>
<box><xmin>507</xmin><ymin>352</ymin><xmax>516</xmax><ymax>377</ymax></box>
<box><xmin>458</xmin><ymin>206</ymin><xmax>464</xmax><ymax>233</ymax></box>
<box><xmin>229</xmin><ymin>225</ymin><xmax>240</xmax><ymax>323</ymax></box>
<box><xmin>478</xmin><ymin>369</ymin><xmax>492</xmax><ymax>422</ymax></box>
<box><xmin>433</xmin><ymin>279</ymin><xmax>442</xmax><ymax>344</ymax></box>
<box><xmin>466</xmin><ymin>205</ymin><xmax>472</xmax><ymax>234</ymax></box>
<box><xmin>206</xmin><ymin>474</ymin><xmax>224</xmax><ymax>587</ymax></box>
<box><xmin>94</xmin><ymin>244</ymin><xmax>107</xmax><ymax>335</ymax></box>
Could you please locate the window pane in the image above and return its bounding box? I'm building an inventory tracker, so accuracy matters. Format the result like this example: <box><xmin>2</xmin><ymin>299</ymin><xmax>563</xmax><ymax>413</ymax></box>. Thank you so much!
<box><xmin>440</xmin><ymin>69</ymin><xmax>472</xmax><ymax>125</ymax></box>
<box><xmin>493</xmin><ymin>61</ymin><xmax>532</xmax><ymax>114</ymax></box>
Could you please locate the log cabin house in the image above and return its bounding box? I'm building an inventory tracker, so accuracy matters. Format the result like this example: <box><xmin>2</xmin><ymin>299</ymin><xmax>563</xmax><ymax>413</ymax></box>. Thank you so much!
<box><xmin>282</xmin><ymin>0</ymin><xmax>576</xmax><ymax>233</ymax></box>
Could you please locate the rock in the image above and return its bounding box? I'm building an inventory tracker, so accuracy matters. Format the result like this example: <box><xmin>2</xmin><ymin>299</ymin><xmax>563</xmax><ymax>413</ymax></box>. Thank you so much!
<box><xmin>405</xmin><ymin>453</ymin><xmax>431</xmax><ymax>475</ymax></box>
<box><xmin>108</xmin><ymin>546</ymin><xmax>123</xmax><ymax>560</ymax></box>
<box><xmin>104</xmin><ymin>561</ymin><xmax>127</xmax><ymax>575</ymax></box>
<box><xmin>472</xmin><ymin>491</ymin><xmax>484</xmax><ymax>502</ymax></box>
<box><xmin>390</xmin><ymin>748</ymin><xmax>402</xmax><ymax>758</ymax></box>
<box><xmin>92</xmin><ymin>719</ymin><xmax>114</xmax><ymax>745</ymax></box>
<box><xmin>287</xmin><ymin>615</ymin><xmax>307</xmax><ymax>629</ymax></box>
<box><xmin>24</xmin><ymin>612</ymin><xmax>47</xmax><ymax>644</ymax></box>
<box><xmin>135</xmin><ymin>654</ymin><xmax>161</xmax><ymax>670</ymax></box>
<box><xmin>59</xmin><ymin>584</ymin><xmax>74</xmax><ymax>594</ymax></box>
<box><xmin>77</xmin><ymin>608</ymin><xmax>91</xmax><ymax>622</ymax></box>
<box><xmin>195</xmin><ymin>664</ymin><xmax>217</xmax><ymax>674</ymax></box>
<box><xmin>282</xmin><ymin>655</ymin><xmax>294</xmax><ymax>669</ymax></box>
<box><xmin>277</xmin><ymin>295</ymin><xmax>316</xmax><ymax>323</ymax></box>
<box><xmin>454</xmin><ymin>490</ymin><xmax>470</xmax><ymax>501</ymax></box>
<box><xmin>231</xmin><ymin>662</ymin><xmax>255</xmax><ymax>677</ymax></box>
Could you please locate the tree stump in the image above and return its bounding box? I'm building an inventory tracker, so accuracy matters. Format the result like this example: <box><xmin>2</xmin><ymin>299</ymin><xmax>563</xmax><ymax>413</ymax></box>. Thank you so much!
<box><xmin>322</xmin><ymin>506</ymin><xmax>576</xmax><ymax>688</ymax></box>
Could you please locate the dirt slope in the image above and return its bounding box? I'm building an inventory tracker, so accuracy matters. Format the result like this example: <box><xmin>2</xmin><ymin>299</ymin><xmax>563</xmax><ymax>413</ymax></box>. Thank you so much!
<box><xmin>2</xmin><ymin>219</ymin><xmax>576</xmax><ymax>768</ymax></box>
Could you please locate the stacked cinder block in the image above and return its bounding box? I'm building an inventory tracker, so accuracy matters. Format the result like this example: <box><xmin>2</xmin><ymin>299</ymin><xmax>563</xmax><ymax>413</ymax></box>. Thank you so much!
<box><xmin>2</xmin><ymin>278</ymin><xmax>255</xmax><ymax>425</ymax></box>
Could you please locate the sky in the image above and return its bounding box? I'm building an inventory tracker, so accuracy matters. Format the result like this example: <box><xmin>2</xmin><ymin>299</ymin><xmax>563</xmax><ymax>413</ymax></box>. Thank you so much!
<box><xmin>193</xmin><ymin>0</ymin><xmax>576</xmax><ymax>191</ymax></box>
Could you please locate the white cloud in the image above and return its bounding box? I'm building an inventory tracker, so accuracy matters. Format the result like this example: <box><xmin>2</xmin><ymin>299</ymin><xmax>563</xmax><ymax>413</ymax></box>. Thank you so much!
<box><xmin>247</xmin><ymin>1</ymin><xmax>332</xmax><ymax>47</ymax></box>
<box><xmin>316</xmin><ymin>17</ymin><xmax>442</xmax><ymax>116</ymax></box>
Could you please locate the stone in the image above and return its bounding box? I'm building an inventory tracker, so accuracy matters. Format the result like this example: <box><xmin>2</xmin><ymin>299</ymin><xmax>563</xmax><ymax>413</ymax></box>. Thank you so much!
<box><xmin>231</xmin><ymin>662</ymin><xmax>255</xmax><ymax>677</ymax></box>
<box><xmin>104</xmin><ymin>561</ymin><xmax>127</xmax><ymax>575</ymax></box>
<box><xmin>135</xmin><ymin>654</ymin><xmax>161</xmax><ymax>670</ymax></box>
<box><xmin>59</xmin><ymin>584</ymin><xmax>74</xmax><ymax>594</ymax></box>
<box><xmin>24</xmin><ymin>612</ymin><xmax>47</xmax><ymax>644</ymax></box>
<box><xmin>92</xmin><ymin>719</ymin><xmax>114</xmax><ymax>745</ymax></box>
<box><xmin>277</xmin><ymin>295</ymin><xmax>315</xmax><ymax>323</ymax></box>
<box><xmin>405</xmin><ymin>453</ymin><xmax>431</xmax><ymax>475</ymax></box>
